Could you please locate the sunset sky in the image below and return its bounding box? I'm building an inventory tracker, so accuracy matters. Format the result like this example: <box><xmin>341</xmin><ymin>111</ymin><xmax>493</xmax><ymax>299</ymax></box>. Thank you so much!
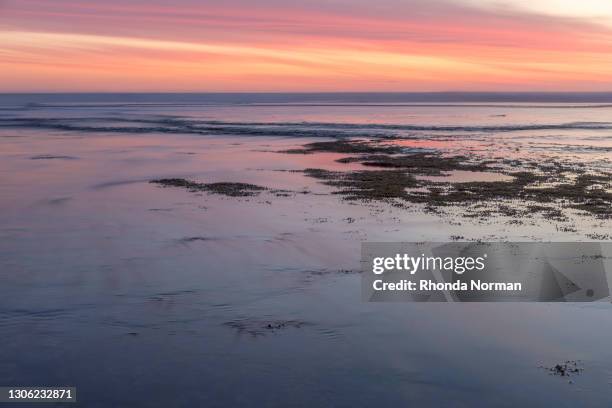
<box><xmin>2</xmin><ymin>0</ymin><xmax>612</xmax><ymax>92</ymax></box>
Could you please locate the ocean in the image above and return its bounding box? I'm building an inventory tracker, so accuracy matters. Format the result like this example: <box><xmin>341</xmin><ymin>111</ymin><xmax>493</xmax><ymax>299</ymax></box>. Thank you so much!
<box><xmin>0</xmin><ymin>93</ymin><xmax>610</xmax><ymax>407</ymax></box>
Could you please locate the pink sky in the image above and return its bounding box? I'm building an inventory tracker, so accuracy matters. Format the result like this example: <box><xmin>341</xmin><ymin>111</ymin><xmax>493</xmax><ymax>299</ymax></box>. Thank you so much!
<box><xmin>2</xmin><ymin>0</ymin><xmax>612</xmax><ymax>91</ymax></box>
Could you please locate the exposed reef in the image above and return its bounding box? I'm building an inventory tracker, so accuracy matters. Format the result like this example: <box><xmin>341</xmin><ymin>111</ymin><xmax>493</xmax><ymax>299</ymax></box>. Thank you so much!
<box><xmin>150</xmin><ymin>178</ymin><xmax>267</xmax><ymax>197</ymax></box>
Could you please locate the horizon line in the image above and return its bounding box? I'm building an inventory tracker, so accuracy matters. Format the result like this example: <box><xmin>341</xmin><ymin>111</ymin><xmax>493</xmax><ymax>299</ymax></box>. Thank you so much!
<box><xmin>4</xmin><ymin>91</ymin><xmax>612</xmax><ymax>94</ymax></box>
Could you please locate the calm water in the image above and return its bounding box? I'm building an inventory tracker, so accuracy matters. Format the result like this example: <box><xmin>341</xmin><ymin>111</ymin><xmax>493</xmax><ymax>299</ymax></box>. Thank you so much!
<box><xmin>0</xmin><ymin>94</ymin><xmax>611</xmax><ymax>407</ymax></box>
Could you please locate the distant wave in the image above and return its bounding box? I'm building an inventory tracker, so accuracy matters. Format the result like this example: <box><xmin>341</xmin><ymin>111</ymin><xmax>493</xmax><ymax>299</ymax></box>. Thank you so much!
<box><xmin>2</xmin><ymin>117</ymin><xmax>612</xmax><ymax>138</ymax></box>
<box><xmin>4</xmin><ymin>102</ymin><xmax>612</xmax><ymax>109</ymax></box>
<box><xmin>174</xmin><ymin>119</ymin><xmax>612</xmax><ymax>132</ymax></box>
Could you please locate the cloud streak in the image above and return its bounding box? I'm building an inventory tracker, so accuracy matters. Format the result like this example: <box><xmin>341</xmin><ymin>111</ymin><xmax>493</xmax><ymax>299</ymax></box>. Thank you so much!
<box><xmin>1</xmin><ymin>0</ymin><xmax>612</xmax><ymax>91</ymax></box>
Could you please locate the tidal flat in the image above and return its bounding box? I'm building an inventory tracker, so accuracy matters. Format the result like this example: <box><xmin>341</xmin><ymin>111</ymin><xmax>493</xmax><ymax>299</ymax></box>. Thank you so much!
<box><xmin>1</xmin><ymin>99</ymin><xmax>611</xmax><ymax>407</ymax></box>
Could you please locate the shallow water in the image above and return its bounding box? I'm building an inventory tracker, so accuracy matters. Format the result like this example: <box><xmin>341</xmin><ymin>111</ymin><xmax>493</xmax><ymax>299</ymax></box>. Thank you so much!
<box><xmin>416</xmin><ymin>170</ymin><xmax>515</xmax><ymax>183</ymax></box>
<box><xmin>0</xmin><ymin>95</ymin><xmax>611</xmax><ymax>407</ymax></box>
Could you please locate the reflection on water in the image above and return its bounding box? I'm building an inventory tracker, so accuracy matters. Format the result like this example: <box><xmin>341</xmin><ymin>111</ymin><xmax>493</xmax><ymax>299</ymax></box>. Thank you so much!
<box><xmin>0</xmin><ymin>98</ymin><xmax>611</xmax><ymax>407</ymax></box>
<box><xmin>416</xmin><ymin>170</ymin><xmax>515</xmax><ymax>183</ymax></box>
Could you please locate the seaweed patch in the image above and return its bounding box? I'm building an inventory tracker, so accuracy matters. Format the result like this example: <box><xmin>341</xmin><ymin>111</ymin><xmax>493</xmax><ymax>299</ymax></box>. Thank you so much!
<box><xmin>285</xmin><ymin>139</ymin><xmax>611</xmax><ymax>220</ymax></box>
<box><xmin>151</xmin><ymin>178</ymin><xmax>267</xmax><ymax>197</ymax></box>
